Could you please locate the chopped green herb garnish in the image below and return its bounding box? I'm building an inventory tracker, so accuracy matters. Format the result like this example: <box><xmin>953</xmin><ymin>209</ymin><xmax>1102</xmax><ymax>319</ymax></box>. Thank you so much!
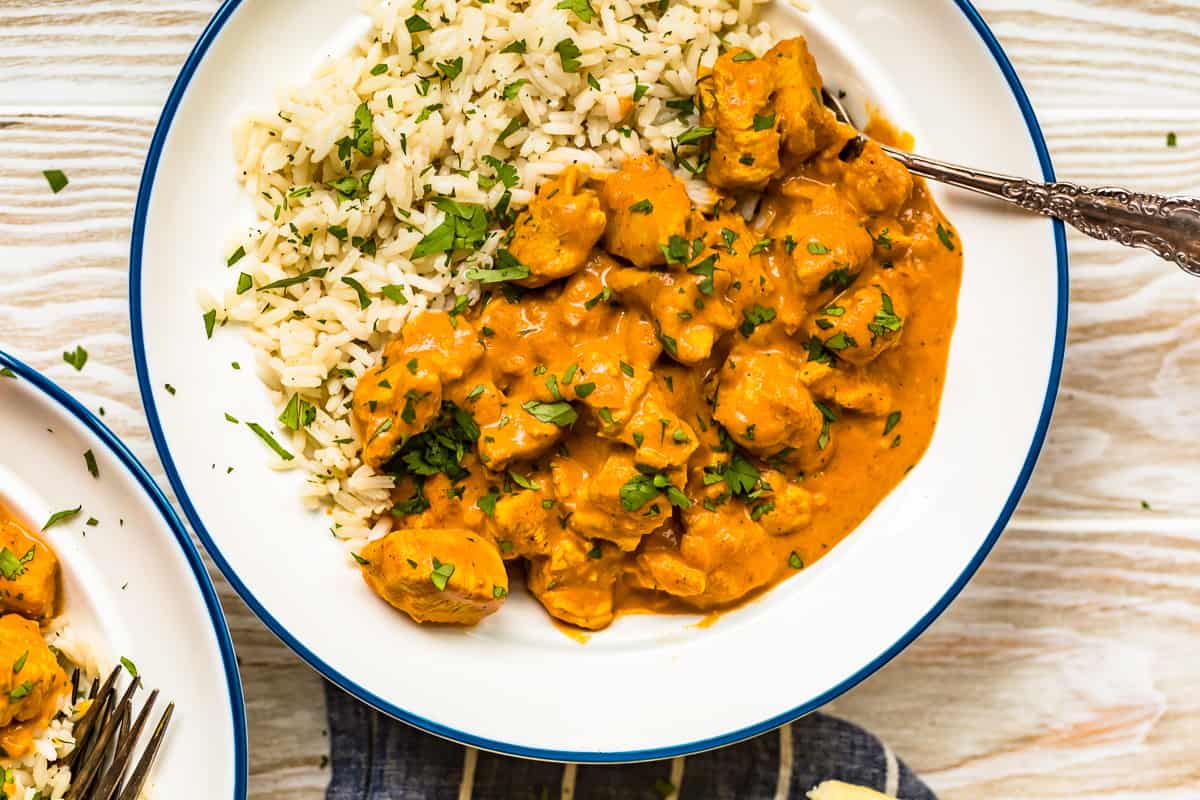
<box><xmin>477</xmin><ymin>489</ymin><xmax>500</xmax><ymax>517</ymax></box>
<box><xmin>629</xmin><ymin>198</ymin><xmax>653</xmax><ymax>214</ymax></box>
<box><xmin>430</xmin><ymin>558</ymin><xmax>455</xmax><ymax>591</ymax></box>
<box><xmin>752</xmin><ymin>113</ymin><xmax>775</xmax><ymax>131</ymax></box>
<box><xmin>62</xmin><ymin>346</ymin><xmax>87</xmax><ymax>371</ymax></box>
<box><xmin>279</xmin><ymin>394</ymin><xmax>317</xmax><ymax>431</ymax></box>
<box><xmin>502</xmin><ymin>79</ymin><xmax>527</xmax><ymax>100</ymax></box>
<box><xmin>43</xmin><ymin>170</ymin><xmax>68</xmax><ymax>194</ymax></box>
<box><xmin>258</xmin><ymin>268</ymin><xmax>328</xmax><ymax>291</ymax></box>
<box><xmin>936</xmin><ymin>223</ymin><xmax>956</xmax><ymax>251</ymax></box>
<box><xmin>42</xmin><ymin>507</ymin><xmax>80</xmax><ymax>531</ymax></box>
<box><xmin>381</xmin><ymin>284</ymin><xmax>409</xmax><ymax>305</ymax></box>
<box><xmin>584</xmin><ymin>286</ymin><xmax>612</xmax><ymax>310</ymax></box>
<box><xmin>819</xmin><ymin>267</ymin><xmax>857</xmax><ymax>293</ymax></box>
<box><xmin>522</xmin><ymin>400</ymin><xmax>577</xmax><ymax>426</ymax></box>
<box><xmin>0</xmin><ymin>547</ymin><xmax>35</xmax><ymax>580</ymax></box>
<box><xmin>340</xmin><ymin>277</ymin><xmax>371</xmax><ymax>309</ymax></box>
<box><xmin>884</xmin><ymin>411</ymin><xmax>902</xmax><ymax>436</ymax></box>
<box><xmin>352</xmin><ymin>102</ymin><xmax>374</xmax><ymax>157</ymax></box>
<box><xmin>555</xmin><ymin>38</ymin><xmax>582</xmax><ymax>72</ymax></box>
<box><xmin>738</xmin><ymin>305</ymin><xmax>776</xmax><ymax>338</ymax></box>
<box><xmin>556</xmin><ymin>0</ymin><xmax>596</xmax><ymax>22</ymax></box>
<box><xmin>436</xmin><ymin>57</ymin><xmax>464</xmax><ymax>81</ymax></box>
<box><xmin>749</xmin><ymin>238</ymin><xmax>772</xmax><ymax>256</ymax></box>
<box><xmin>466</xmin><ymin>250</ymin><xmax>531</xmax><ymax>284</ymax></box>
<box><xmin>405</xmin><ymin>14</ymin><xmax>432</xmax><ymax>32</ymax></box>
<box><xmin>246</xmin><ymin>422</ymin><xmax>295</xmax><ymax>460</ymax></box>
<box><xmin>84</xmin><ymin>449</ymin><xmax>98</xmax><ymax>479</ymax></box>
<box><xmin>676</xmin><ymin>126</ymin><xmax>715</xmax><ymax>146</ymax></box>
<box><xmin>824</xmin><ymin>331</ymin><xmax>856</xmax><ymax>351</ymax></box>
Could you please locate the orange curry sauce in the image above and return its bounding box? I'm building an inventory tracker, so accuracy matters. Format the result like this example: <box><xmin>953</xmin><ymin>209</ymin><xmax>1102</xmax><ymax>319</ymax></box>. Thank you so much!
<box><xmin>350</xmin><ymin>37</ymin><xmax>963</xmax><ymax>631</ymax></box>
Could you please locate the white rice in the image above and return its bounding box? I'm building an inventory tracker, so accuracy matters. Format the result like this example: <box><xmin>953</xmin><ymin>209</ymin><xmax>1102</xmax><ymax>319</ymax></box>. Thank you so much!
<box><xmin>1</xmin><ymin>622</ymin><xmax>102</xmax><ymax>800</ymax></box>
<box><xmin>206</xmin><ymin>0</ymin><xmax>785</xmax><ymax>562</ymax></box>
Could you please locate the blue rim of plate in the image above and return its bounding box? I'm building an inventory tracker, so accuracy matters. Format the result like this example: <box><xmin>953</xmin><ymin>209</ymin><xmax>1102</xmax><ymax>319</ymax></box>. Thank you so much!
<box><xmin>129</xmin><ymin>0</ymin><xmax>1069</xmax><ymax>763</ymax></box>
<box><xmin>0</xmin><ymin>350</ymin><xmax>249</xmax><ymax>794</ymax></box>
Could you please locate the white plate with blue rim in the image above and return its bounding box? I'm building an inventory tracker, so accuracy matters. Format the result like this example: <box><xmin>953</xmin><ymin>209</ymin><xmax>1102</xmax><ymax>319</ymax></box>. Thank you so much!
<box><xmin>130</xmin><ymin>0</ymin><xmax>1066</xmax><ymax>761</ymax></box>
<box><xmin>0</xmin><ymin>351</ymin><xmax>246</xmax><ymax>795</ymax></box>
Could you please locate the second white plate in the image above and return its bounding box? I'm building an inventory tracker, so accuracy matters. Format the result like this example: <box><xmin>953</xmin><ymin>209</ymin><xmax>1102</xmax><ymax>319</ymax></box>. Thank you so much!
<box><xmin>0</xmin><ymin>351</ymin><xmax>246</xmax><ymax>796</ymax></box>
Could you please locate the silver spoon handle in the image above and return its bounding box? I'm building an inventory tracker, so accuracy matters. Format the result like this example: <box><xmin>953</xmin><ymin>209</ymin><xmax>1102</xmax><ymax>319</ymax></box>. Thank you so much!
<box><xmin>882</xmin><ymin>144</ymin><xmax>1200</xmax><ymax>277</ymax></box>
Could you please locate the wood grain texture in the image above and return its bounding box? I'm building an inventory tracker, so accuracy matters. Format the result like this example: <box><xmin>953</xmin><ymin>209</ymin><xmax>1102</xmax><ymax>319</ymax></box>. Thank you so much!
<box><xmin>0</xmin><ymin>2</ymin><xmax>1197</xmax><ymax>798</ymax></box>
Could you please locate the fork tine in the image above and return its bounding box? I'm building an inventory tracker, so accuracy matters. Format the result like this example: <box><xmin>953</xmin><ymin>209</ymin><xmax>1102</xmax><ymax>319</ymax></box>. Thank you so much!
<box><xmin>116</xmin><ymin>702</ymin><xmax>173</xmax><ymax>800</ymax></box>
<box><xmin>67</xmin><ymin>677</ymin><xmax>140</xmax><ymax>798</ymax></box>
<box><xmin>66</xmin><ymin>685</ymin><xmax>113</xmax><ymax>776</ymax></box>
<box><xmin>89</xmin><ymin>690</ymin><xmax>159</xmax><ymax>800</ymax></box>
<box><xmin>65</xmin><ymin>667</ymin><xmax>122</xmax><ymax>767</ymax></box>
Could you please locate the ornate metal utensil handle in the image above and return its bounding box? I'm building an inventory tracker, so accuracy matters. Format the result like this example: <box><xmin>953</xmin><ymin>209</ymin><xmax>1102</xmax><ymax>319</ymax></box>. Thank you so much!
<box><xmin>883</xmin><ymin>145</ymin><xmax>1200</xmax><ymax>277</ymax></box>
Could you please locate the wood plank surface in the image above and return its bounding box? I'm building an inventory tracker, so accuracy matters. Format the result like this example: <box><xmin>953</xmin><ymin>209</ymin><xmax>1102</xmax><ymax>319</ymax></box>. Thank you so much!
<box><xmin>0</xmin><ymin>2</ymin><xmax>1197</xmax><ymax>798</ymax></box>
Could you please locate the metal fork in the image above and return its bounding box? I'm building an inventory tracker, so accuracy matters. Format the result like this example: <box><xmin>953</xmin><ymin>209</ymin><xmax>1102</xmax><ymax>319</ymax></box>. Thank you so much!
<box><xmin>64</xmin><ymin>665</ymin><xmax>174</xmax><ymax>800</ymax></box>
<box><xmin>821</xmin><ymin>89</ymin><xmax>1200</xmax><ymax>277</ymax></box>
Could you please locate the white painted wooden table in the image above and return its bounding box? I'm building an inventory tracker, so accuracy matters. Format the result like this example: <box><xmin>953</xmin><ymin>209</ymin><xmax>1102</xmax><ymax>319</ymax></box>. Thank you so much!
<box><xmin>2</xmin><ymin>2</ymin><xmax>1198</xmax><ymax>797</ymax></box>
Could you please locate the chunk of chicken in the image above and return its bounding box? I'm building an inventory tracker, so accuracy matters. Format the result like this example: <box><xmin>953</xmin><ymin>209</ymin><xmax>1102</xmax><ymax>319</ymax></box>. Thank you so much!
<box><xmin>508</xmin><ymin>166</ymin><xmax>607</xmax><ymax>287</ymax></box>
<box><xmin>557</xmin><ymin>452</ymin><xmax>666</xmax><ymax>551</ymax></box>
<box><xmin>599</xmin><ymin>156</ymin><xmax>693</xmax><ymax>268</ymax></box>
<box><xmin>609</xmin><ymin>380</ymin><xmax>699</xmax><ymax>473</ymax></box>
<box><xmin>0</xmin><ymin>518</ymin><xmax>58</xmax><ymax>621</ymax></box>
<box><xmin>490</xmin><ymin>489</ymin><xmax>555</xmax><ymax>560</ymax></box>
<box><xmin>810</xmin><ymin>369</ymin><xmax>894</xmax><ymax>418</ymax></box>
<box><xmin>840</xmin><ymin>140</ymin><xmax>914</xmax><ymax>216</ymax></box>
<box><xmin>768</xmin><ymin>182</ymin><xmax>876</xmax><ymax>298</ymax></box>
<box><xmin>699</xmin><ymin>48</ymin><xmax>780</xmax><ymax>190</ymax></box>
<box><xmin>714</xmin><ymin>345</ymin><xmax>831</xmax><ymax>471</ymax></box>
<box><xmin>0</xmin><ymin>615</ymin><xmax>68</xmax><ymax>758</ymax></box>
<box><xmin>475</xmin><ymin>388</ymin><xmax>564</xmax><ymax>470</ymax></box>
<box><xmin>570</xmin><ymin>338</ymin><xmax>655</xmax><ymax>425</ymax></box>
<box><xmin>631</xmin><ymin>548</ymin><xmax>706</xmax><ymax>598</ymax></box>
<box><xmin>677</xmin><ymin>506</ymin><xmax>777</xmax><ymax>607</ymax></box>
<box><xmin>527</xmin><ymin>533</ymin><xmax>621</xmax><ymax>630</ymax></box>
<box><xmin>606</xmin><ymin>266</ymin><xmax>737</xmax><ymax>365</ymax></box>
<box><xmin>808</xmin><ymin>282</ymin><xmax>908</xmax><ymax>367</ymax></box>
<box><xmin>353</xmin><ymin>312</ymin><xmax>484</xmax><ymax>467</ymax></box>
<box><xmin>764</xmin><ymin>37</ymin><xmax>838</xmax><ymax>162</ymax></box>
<box><xmin>360</xmin><ymin>528</ymin><xmax>507</xmax><ymax>625</ymax></box>
<box><xmin>754</xmin><ymin>470</ymin><xmax>815</xmax><ymax>536</ymax></box>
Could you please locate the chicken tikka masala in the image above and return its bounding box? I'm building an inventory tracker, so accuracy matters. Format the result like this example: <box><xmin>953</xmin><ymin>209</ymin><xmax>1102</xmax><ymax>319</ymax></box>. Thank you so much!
<box><xmin>351</xmin><ymin>36</ymin><xmax>963</xmax><ymax>630</ymax></box>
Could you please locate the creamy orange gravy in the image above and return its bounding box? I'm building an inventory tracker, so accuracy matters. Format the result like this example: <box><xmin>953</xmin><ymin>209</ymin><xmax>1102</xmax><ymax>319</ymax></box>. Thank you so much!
<box><xmin>350</xmin><ymin>37</ymin><xmax>963</xmax><ymax>631</ymax></box>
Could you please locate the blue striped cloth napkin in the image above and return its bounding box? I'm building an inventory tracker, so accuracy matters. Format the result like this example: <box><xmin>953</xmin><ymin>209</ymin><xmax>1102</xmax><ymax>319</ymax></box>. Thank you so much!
<box><xmin>324</xmin><ymin>682</ymin><xmax>936</xmax><ymax>799</ymax></box>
